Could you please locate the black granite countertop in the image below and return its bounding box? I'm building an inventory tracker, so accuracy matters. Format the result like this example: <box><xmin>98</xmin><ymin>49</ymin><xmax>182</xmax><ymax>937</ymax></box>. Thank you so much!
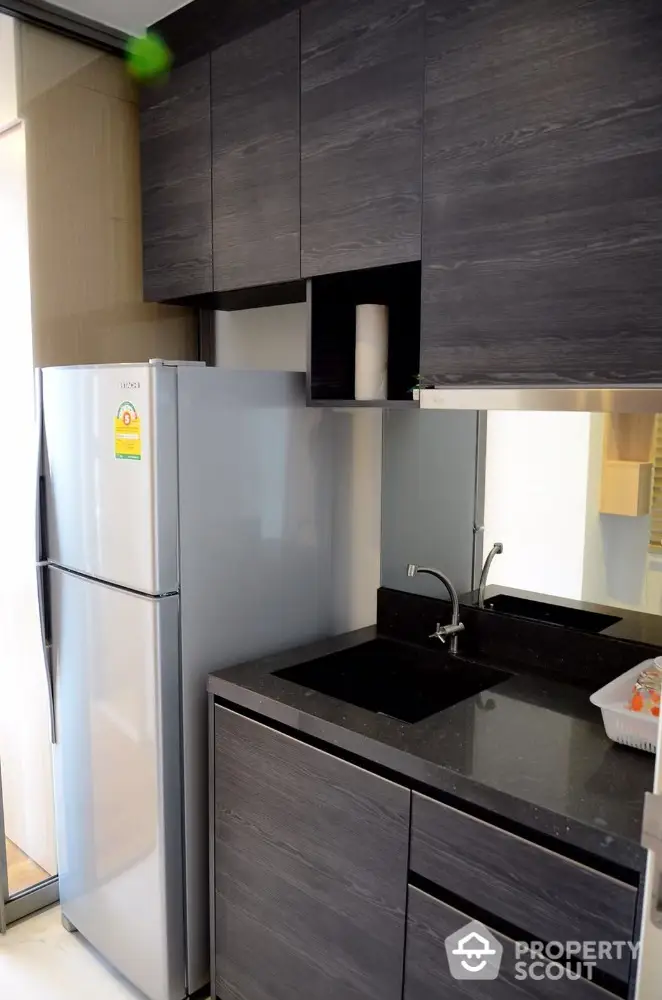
<box><xmin>208</xmin><ymin>625</ymin><xmax>654</xmax><ymax>876</ymax></box>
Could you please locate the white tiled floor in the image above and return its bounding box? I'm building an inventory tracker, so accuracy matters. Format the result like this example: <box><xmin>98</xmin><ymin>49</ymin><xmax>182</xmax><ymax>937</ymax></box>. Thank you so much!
<box><xmin>0</xmin><ymin>905</ymin><xmax>146</xmax><ymax>999</ymax></box>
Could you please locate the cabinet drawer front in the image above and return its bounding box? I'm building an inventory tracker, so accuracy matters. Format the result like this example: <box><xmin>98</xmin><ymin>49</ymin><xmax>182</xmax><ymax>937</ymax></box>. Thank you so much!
<box><xmin>406</xmin><ymin>887</ymin><xmax>614</xmax><ymax>1000</ymax></box>
<box><xmin>214</xmin><ymin>705</ymin><xmax>410</xmax><ymax>1000</ymax></box>
<box><xmin>410</xmin><ymin>793</ymin><xmax>636</xmax><ymax>984</ymax></box>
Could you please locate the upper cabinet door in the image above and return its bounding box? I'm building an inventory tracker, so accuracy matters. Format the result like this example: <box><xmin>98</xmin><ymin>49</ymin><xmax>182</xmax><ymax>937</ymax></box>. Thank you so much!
<box><xmin>212</xmin><ymin>14</ymin><xmax>301</xmax><ymax>291</ymax></box>
<box><xmin>301</xmin><ymin>0</ymin><xmax>424</xmax><ymax>277</ymax></box>
<box><xmin>140</xmin><ymin>55</ymin><xmax>213</xmax><ymax>302</ymax></box>
<box><xmin>421</xmin><ymin>0</ymin><xmax>662</xmax><ymax>387</ymax></box>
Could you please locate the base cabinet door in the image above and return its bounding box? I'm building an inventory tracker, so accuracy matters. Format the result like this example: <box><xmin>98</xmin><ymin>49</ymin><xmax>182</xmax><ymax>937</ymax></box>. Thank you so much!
<box><xmin>213</xmin><ymin>705</ymin><xmax>410</xmax><ymax>1000</ymax></box>
<box><xmin>405</xmin><ymin>887</ymin><xmax>613</xmax><ymax>1000</ymax></box>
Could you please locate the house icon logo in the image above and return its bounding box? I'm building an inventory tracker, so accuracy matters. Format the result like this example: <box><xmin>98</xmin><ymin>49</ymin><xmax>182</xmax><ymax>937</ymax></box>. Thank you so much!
<box><xmin>445</xmin><ymin>920</ymin><xmax>504</xmax><ymax>980</ymax></box>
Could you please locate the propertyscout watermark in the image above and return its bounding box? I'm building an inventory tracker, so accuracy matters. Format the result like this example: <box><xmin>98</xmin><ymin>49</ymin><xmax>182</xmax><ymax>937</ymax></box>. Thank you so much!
<box><xmin>445</xmin><ymin>920</ymin><xmax>640</xmax><ymax>983</ymax></box>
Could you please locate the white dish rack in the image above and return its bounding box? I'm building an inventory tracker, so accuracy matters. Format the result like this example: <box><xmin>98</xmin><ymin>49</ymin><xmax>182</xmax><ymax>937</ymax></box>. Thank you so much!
<box><xmin>590</xmin><ymin>661</ymin><xmax>660</xmax><ymax>754</ymax></box>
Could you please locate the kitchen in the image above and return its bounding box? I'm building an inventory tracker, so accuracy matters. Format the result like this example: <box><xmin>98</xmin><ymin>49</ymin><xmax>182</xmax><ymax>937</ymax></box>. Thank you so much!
<box><xmin>1</xmin><ymin>1</ymin><xmax>662</xmax><ymax>1000</ymax></box>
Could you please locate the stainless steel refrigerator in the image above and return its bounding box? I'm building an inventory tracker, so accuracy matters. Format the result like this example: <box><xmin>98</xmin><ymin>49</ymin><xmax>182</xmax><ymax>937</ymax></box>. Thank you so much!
<box><xmin>37</xmin><ymin>362</ymin><xmax>339</xmax><ymax>1000</ymax></box>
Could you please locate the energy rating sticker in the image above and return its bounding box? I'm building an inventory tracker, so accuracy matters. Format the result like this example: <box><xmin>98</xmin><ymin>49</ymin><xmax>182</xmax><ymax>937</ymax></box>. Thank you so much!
<box><xmin>115</xmin><ymin>401</ymin><xmax>141</xmax><ymax>461</ymax></box>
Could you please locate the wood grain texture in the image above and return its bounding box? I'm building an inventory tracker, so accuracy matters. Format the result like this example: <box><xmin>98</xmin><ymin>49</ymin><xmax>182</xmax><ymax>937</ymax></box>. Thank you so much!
<box><xmin>410</xmin><ymin>793</ymin><xmax>636</xmax><ymax>983</ymax></box>
<box><xmin>212</xmin><ymin>13</ymin><xmax>300</xmax><ymax>291</ymax></box>
<box><xmin>421</xmin><ymin>0</ymin><xmax>662</xmax><ymax>386</ymax></box>
<box><xmin>301</xmin><ymin>0</ymin><xmax>424</xmax><ymax>276</ymax></box>
<box><xmin>153</xmin><ymin>0</ymin><xmax>309</xmax><ymax>68</ymax></box>
<box><xmin>213</xmin><ymin>705</ymin><xmax>410</xmax><ymax>1000</ymax></box>
<box><xmin>140</xmin><ymin>55</ymin><xmax>213</xmax><ymax>301</ymax></box>
<box><xmin>405</xmin><ymin>887</ymin><xmax>613</xmax><ymax>1000</ymax></box>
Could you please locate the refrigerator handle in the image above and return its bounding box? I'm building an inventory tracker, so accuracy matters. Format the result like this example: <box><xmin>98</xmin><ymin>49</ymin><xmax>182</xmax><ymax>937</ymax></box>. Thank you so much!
<box><xmin>35</xmin><ymin>370</ymin><xmax>56</xmax><ymax>744</ymax></box>
<box><xmin>36</xmin><ymin>562</ymin><xmax>56</xmax><ymax>745</ymax></box>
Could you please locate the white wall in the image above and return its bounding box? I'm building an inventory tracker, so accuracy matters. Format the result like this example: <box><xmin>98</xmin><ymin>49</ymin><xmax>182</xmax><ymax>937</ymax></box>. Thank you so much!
<box><xmin>50</xmin><ymin>0</ymin><xmax>188</xmax><ymax>34</ymax></box>
<box><xmin>483</xmin><ymin>411</ymin><xmax>593</xmax><ymax>600</ymax></box>
<box><xmin>215</xmin><ymin>305</ymin><xmax>309</xmax><ymax>372</ymax></box>
<box><xmin>0</xmin><ymin>118</ymin><xmax>57</xmax><ymax>875</ymax></box>
<box><xmin>214</xmin><ymin>306</ymin><xmax>382</xmax><ymax>631</ymax></box>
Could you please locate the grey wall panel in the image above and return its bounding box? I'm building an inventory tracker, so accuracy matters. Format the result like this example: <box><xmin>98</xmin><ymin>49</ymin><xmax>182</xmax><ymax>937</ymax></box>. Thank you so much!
<box><xmin>381</xmin><ymin>409</ymin><xmax>483</xmax><ymax>598</ymax></box>
<box><xmin>176</xmin><ymin>367</ymin><xmax>339</xmax><ymax>993</ymax></box>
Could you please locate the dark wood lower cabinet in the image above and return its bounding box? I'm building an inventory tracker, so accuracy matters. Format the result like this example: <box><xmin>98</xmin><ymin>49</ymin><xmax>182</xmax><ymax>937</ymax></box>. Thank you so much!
<box><xmin>211</xmin><ymin>703</ymin><xmax>638</xmax><ymax>1000</ymax></box>
<box><xmin>212</xmin><ymin>705</ymin><xmax>410</xmax><ymax>1000</ymax></box>
<box><xmin>410</xmin><ymin>792</ymin><xmax>636</xmax><ymax>984</ymax></box>
<box><xmin>405</xmin><ymin>887</ymin><xmax>613</xmax><ymax>1000</ymax></box>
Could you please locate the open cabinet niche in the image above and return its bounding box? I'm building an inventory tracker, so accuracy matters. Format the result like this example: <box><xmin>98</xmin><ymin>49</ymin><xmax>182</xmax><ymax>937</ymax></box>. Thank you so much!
<box><xmin>600</xmin><ymin>413</ymin><xmax>655</xmax><ymax>517</ymax></box>
<box><xmin>306</xmin><ymin>261</ymin><xmax>421</xmax><ymax>407</ymax></box>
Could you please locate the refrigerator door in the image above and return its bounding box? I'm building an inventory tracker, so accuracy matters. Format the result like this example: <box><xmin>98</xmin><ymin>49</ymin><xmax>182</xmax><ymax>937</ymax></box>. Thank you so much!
<box><xmin>51</xmin><ymin>567</ymin><xmax>185</xmax><ymax>1000</ymax></box>
<box><xmin>42</xmin><ymin>364</ymin><xmax>178</xmax><ymax>595</ymax></box>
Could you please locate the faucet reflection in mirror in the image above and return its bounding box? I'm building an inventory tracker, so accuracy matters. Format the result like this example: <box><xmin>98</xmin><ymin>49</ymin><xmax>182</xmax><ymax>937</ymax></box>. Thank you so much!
<box><xmin>479</xmin><ymin>542</ymin><xmax>504</xmax><ymax>608</ymax></box>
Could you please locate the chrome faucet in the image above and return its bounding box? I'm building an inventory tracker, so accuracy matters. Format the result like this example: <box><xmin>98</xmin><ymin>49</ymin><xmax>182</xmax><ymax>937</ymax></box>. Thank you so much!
<box><xmin>407</xmin><ymin>563</ymin><xmax>465</xmax><ymax>654</ymax></box>
<box><xmin>478</xmin><ymin>542</ymin><xmax>503</xmax><ymax>608</ymax></box>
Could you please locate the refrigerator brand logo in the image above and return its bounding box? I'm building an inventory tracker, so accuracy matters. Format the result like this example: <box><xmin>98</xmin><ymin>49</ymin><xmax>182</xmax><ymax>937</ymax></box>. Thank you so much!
<box><xmin>120</xmin><ymin>381</ymin><xmax>141</xmax><ymax>390</ymax></box>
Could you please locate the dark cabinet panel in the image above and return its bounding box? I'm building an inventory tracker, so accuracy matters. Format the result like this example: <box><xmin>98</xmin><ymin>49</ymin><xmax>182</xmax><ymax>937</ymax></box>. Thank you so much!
<box><xmin>410</xmin><ymin>793</ymin><xmax>636</xmax><ymax>984</ymax></box>
<box><xmin>212</xmin><ymin>13</ymin><xmax>301</xmax><ymax>290</ymax></box>
<box><xmin>213</xmin><ymin>705</ymin><xmax>410</xmax><ymax>1000</ymax></box>
<box><xmin>301</xmin><ymin>0</ymin><xmax>424</xmax><ymax>276</ymax></box>
<box><xmin>140</xmin><ymin>55</ymin><xmax>212</xmax><ymax>301</ymax></box>
<box><xmin>405</xmin><ymin>887</ymin><xmax>613</xmax><ymax>1000</ymax></box>
<box><xmin>154</xmin><ymin>0</ymin><xmax>307</xmax><ymax>68</ymax></box>
<box><xmin>421</xmin><ymin>0</ymin><xmax>662</xmax><ymax>386</ymax></box>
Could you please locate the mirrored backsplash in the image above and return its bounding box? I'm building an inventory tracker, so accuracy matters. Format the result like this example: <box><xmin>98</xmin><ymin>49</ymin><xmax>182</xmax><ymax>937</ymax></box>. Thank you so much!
<box><xmin>381</xmin><ymin>409</ymin><xmax>662</xmax><ymax>633</ymax></box>
<box><xmin>477</xmin><ymin>411</ymin><xmax>662</xmax><ymax>619</ymax></box>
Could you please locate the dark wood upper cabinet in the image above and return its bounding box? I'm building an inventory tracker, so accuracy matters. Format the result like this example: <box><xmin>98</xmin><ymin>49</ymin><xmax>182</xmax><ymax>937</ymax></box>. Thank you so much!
<box><xmin>140</xmin><ymin>55</ymin><xmax>213</xmax><ymax>302</ymax></box>
<box><xmin>421</xmin><ymin>0</ymin><xmax>662</xmax><ymax>387</ymax></box>
<box><xmin>300</xmin><ymin>0</ymin><xmax>424</xmax><ymax>277</ymax></box>
<box><xmin>211</xmin><ymin>13</ymin><xmax>301</xmax><ymax>291</ymax></box>
<box><xmin>213</xmin><ymin>705</ymin><xmax>410</xmax><ymax>1000</ymax></box>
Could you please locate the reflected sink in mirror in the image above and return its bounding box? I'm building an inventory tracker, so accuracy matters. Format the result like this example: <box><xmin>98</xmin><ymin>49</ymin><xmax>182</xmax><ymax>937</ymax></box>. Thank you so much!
<box><xmin>483</xmin><ymin>594</ymin><xmax>621</xmax><ymax>633</ymax></box>
<box><xmin>273</xmin><ymin>638</ymin><xmax>512</xmax><ymax>724</ymax></box>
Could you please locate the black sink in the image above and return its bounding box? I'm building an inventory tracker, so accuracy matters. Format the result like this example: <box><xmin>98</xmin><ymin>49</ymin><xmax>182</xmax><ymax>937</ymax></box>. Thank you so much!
<box><xmin>483</xmin><ymin>594</ymin><xmax>621</xmax><ymax>633</ymax></box>
<box><xmin>273</xmin><ymin>638</ymin><xmax>512</xmax><ymax>724</ymax></box>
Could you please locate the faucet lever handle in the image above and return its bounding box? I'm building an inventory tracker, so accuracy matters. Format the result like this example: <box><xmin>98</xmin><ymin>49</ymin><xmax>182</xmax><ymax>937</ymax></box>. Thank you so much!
<box><xmin>430</xmin><ymin>623</ymin><xmax>447</xmax><ymax>643</ymax></box>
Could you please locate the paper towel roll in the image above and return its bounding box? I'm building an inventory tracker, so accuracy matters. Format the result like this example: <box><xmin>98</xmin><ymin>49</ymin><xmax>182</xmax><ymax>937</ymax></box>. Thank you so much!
<box><xmin>355</xmin><ymin>304</ymin><xmax>388</xmax><ymax>400</ymax></box>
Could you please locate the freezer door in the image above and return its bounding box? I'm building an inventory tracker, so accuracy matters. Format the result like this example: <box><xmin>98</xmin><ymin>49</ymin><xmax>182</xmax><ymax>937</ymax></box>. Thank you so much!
<box><xmin>42</xmin><ymin>364</ymin><xmax>178</xmax><ymax>595</ymax></box>
<box><xmin>50</xmin><ymin>568</ymin><xmax>185</xmax><ymax>1000</ymax></box>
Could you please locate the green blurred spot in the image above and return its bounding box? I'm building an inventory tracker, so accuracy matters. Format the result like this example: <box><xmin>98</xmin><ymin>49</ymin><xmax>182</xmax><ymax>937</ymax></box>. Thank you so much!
<box><xmin>125</xmin><ymin>33</ymin><xmax>173</xmax><ymax>82</ymax></box>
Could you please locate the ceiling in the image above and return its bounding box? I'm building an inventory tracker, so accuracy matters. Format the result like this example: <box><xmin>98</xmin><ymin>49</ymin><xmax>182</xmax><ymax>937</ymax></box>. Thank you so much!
<box><xmin>51</xmin><ymin>0</ymin><xmax>189</xmax><ymax>34</ymax></box>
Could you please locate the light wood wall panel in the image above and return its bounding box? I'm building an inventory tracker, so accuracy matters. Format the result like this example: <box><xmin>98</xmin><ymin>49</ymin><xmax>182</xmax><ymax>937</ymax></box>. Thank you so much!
<box><xmin>17</xmin><ymin>25</ymin><xmax>197</xmax><ymax>367</ymax></box>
